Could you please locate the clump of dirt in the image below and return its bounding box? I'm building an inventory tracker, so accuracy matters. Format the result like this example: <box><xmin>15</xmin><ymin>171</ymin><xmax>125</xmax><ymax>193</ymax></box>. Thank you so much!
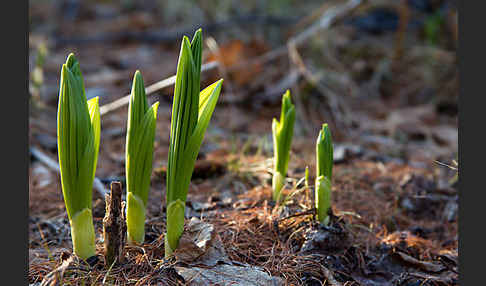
<box><xmin>300</xmin><ymin>214</ymin><xmax>351</xmax><ymax>255</ymax></box>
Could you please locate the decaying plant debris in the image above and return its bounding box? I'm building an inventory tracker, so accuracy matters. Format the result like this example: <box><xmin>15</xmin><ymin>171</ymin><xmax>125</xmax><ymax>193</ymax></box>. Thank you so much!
<box><xmin>29</xmin><ymin>0</ymin><xmax>458</xmax><ymax>285</ymax></box>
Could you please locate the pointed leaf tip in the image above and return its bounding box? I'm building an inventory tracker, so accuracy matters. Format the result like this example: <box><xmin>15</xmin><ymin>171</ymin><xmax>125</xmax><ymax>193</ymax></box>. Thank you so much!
<box><xmin>65</xmin><ymin>53</ymin><xmax>76</xmax><ymax>66</ymax></box>
<box><xmin>88</xmin><ymin>96</ymin><xmax>99</xmax><ymax>106</ymax></box>
<box><xmin>151</xmin><ymin>101</ymin><xmax>160</xmax><ymax>119</ymax></box>
<box><xmin>134</xmin><ymin>70</ymin><xmax>143</xmax><ymax>81</ymax></box>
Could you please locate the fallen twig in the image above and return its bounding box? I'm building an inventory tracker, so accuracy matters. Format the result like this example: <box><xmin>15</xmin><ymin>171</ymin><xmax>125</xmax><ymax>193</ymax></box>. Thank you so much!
<box><xmin>30</xmin><ymin>146</ymin><xmax>108</xmax><ymax>198</ymax></box>
<box><xmin>278</xmin><ymin>209</ymin><xmax>315</xmax><ymax>222</ymax></box>
<box><xmin>99</xmin><ymin>61</ymin><xmax>219</xmax><ymax>116</ymax></box>
<box><xmin>286</xmin><ymin>0</ymin><xmax>362</xmax><ymax>135</ymax></box>
<box><xmin>40</xmin><ymin>254</ymin><xmax>75</xmax><ymax>286</ymax></box>
<box><xmin>287</xmin><ymin>0</ymin><xmax>362</xmax><ymax>47</ymax></box>
<box><xmin>434</xmin><ymin>160</ymin><xmax>458</xmax><ymax>171</ymax></box>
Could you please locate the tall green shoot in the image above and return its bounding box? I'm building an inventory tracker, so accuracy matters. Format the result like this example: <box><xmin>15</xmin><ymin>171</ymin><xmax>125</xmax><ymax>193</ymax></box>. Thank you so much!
<box><xmin>272</xmin><ymin>90</ymin><xmax>295</xmax><ymax>202</ymax></box>
<box><xmin>57</xmin><ymin>53</ymin><xmax>100</xmax><ymax>259</ymax></box>
<box><xmin>125</xmin><ymin>71</ymin><xmax>159</xmax><ymax>244</ymax></box>
<box><xmin>165</xmin><ymin>29</ymin><xmax>223</xmax><ymax>257</ymax></box>
<box><xmin>315</xmin><ymin>123</ymin><xmax>333</xmax><ymax>225</ymax></box>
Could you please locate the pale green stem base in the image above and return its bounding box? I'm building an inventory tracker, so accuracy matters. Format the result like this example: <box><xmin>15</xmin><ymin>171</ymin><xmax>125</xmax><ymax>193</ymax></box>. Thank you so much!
<box><xmin>315</xmin><ymin>176</ymin><xmax>331</xmax><ymax>225</ymax></box>
<box><xmin>165</xmin><ymin>199</ymin><xmax>185</xmax><ymax>258</ymax></box>
<box><xmin>70</xmin><ymin>208</ymin><xmax>96</xmax><ymax>260</ymax></box>
<box><xmin>126</xmin><ymin>192</ymin><xmax>146</xmax><ymax>244</ymax></box>
<box><xmin>164</xmin><ymin>235</ymin><xmax>174</xmax><ymax>258</ymax></box>
<box><xmin>272</xmin><ymin>171</ymin><xmax>285</xmax><ymax>203</ymax></box>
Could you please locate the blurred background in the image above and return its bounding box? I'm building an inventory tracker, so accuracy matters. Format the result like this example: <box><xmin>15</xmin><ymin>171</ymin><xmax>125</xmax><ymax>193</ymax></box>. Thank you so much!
<box><xmin>29</xmin><ymin>0</ymin><xmax>458</xmax><ymax>238</ymax></box>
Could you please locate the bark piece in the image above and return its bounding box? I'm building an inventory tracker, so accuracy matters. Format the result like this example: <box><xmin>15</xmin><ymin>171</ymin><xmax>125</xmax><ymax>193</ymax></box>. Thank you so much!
<box><xmin>175</xmin><ymin>264</ymin><xmax>283</xmax><ymax>286</ymax></box>
<box><xmin>103</xmin><ymin>181</ymin><xmax>126</xmax><ymax>266</ymax></box>
<box><xmin>174</xmin><ymin>217</ymin><xmax>231</xmax><ymax>266</ymax></box>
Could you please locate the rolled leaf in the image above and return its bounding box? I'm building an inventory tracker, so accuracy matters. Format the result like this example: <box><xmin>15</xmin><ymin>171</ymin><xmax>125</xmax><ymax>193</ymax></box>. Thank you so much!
<box><xmin>57</xmin><ymin>53</ymin><xmax>100</xmax><ymax>259</ymax></box>
<box><xmin>272</xmin><ymin>90</ymin><xmax>295</xmax><ymax>202</ymax></box>
<box><xmin>305</xmin><ymin>166</ymin><xmax>310</xmax><ymax>189</ymax></box>
<box><xmin>165</xmin><ymin>29</ymin><xmax>223</xmax><ymax>257</ymax></box>
<box><xmin>125</xmin><ymin>70</ymin><xmax>159</xmax><ymax>244</ymax></box>
<box><xmin>315</xmin><ymin>123</ymin><xmax>333</xmax><ymax>225</ymax></box>
<box><xmin>316</xmin><ymin>123</ymin><xmax>333</xmax><ymax>180</ymax></box>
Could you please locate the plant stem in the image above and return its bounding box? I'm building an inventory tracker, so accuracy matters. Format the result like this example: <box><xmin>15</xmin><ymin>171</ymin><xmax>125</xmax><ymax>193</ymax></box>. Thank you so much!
<box><xmin>315</xmin><ymin>175</ymin><xmax>331</xmax><ymax>225</ymax></box>
<box><xmin>70</xmin><ymin>208</ymin><xmax>96</xmax><ymax>260</ymax></box>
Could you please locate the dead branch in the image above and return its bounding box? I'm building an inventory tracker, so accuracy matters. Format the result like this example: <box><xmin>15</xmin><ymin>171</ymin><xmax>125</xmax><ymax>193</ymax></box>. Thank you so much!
<box><xmin>287</xmin><ymin>0</ymin><xmax>362</xmax><ymax>48</ymax></box>
<box><xmin>286</xmin><ymin>0</ymin><xmax>362</xmax><ymax>135</ymax></box>
<box><xmin>40</xmin><ymin>255</ymin><xmax>75</xmax><ymax>286</ymax></box>
<box><xmin>99</xmin><ymin>61</ymin><xmax>219</xmax><ymax>116</ymax></box>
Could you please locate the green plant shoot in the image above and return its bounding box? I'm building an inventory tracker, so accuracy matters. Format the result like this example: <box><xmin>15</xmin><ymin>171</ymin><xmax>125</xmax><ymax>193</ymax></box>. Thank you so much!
<box><xmin>305</xmin><ymin>166</ymin><xmax>310</xmax><ymax>189</ymax></box>
<box><xmin>57</xmin><ymin>53</ymin><xmax>100</xmax><ymax>260</ymax></box>
<box><xmin>272</xmin><ymin>90</ymin><xmax>295</xmax><ymax>202</ymax></box>
<box><xmin>125</xmin><ymin>71</ymin><xmax>159</xmax><ymax>244</ymax></box>
<box><xmin>165</xmin><ymin>29</ymin><xmax>223</xmax><ymax>257</ymax></box>
<box><xmin>315</xmin><ymin>123</ymin><xmax>333</xmax><ymax>225</ymax></box>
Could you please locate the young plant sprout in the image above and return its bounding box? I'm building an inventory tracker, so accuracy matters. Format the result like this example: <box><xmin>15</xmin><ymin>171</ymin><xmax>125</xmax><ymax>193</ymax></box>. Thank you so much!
<box><xmin>125</xmin><ymin>71</ymin><xmax>159</xmax><ymax>244</ymax></box>
<box><xmin>165</xmin><ymin>29</ymin><xmax>223</xmax><ymax>257</ymax></box>
<box><xmin>315</xmin><ymin>123</ymin><xmax>333</xmax><ymax>225</ymax></box>
<box><xmin>305</xmin><ymin>166</ymin><xmax>310</xmax><ymax>189</ymax></box>
<box><xmin>57</xmin><ymin>53</ymin><xmax>100</xmax><ymax>259</ymax></box>
<box><xmin>272</xmin><ymin>90</ymin><xmax>295</xmax><ymax>203</ymax></box>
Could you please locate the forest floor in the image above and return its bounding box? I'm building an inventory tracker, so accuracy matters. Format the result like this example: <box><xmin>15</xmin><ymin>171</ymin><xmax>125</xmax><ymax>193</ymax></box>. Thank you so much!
<box><xmin>29</xmin><ymin>0</ymin><xmax>458</xmax><ymax>285</ymax></box>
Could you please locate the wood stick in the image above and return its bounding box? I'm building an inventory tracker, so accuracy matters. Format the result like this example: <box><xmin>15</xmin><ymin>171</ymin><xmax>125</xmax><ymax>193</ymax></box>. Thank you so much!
<box><xmin>40</xmin><ymin>254</ymin><xmax>75</xmax><ymax>286</ymax></box>
<box><xmin>287</xmin><ymin>0</ymin><xmax>362</xmax><ymax>47</ymax></box>
<box><xmin>103</xmin><ymin>181</ymin><xmax>126</xmax><ymax>266</ymax></box>
<box><xmin>99</xmin><ymin>61</ymin><xmax>219</xmax><ymax>116</ymax></box>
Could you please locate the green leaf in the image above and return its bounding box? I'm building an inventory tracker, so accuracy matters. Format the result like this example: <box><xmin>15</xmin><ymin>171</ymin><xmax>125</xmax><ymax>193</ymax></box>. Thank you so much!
<box><xmin>305</xmin><ymin>166</ymin><xmax>310</xmax><ymax>189</ymax></box>
<box><xmin>57</xmin><ymin>53</ymin><xmax>99</xmax><ymax>220</ymax></box>
<box><xmin>126</xmin><ymin>71</ymin><xmax>159</xmax><ymax>205</ymax></box>
<box><xmin>316</xmin><ymin>123</ymin><xmax>333</xmax><ymax>180</ymax></box>
<box><xmin>87</xmin><ymin>96</ymin><xmax>100</xmax><ymax>198</ymax></box>
<box><xmin>272</xmin><ymin>90</ymin><xmax>295</xmax><ymax>202</ymax></box>
<box><xmin>273</xmin><ymin>90</ymin><xmax>295</xmax><ymax>175</ymax></box>
<box><xmin>165</xmin><ymin>29</ymin><xmax>223</xmax><ymax>257</ymax></box>
<box><xmin>178</xmin><ymin>80</ymin><xmax>223</xmax><ymax>202</ymax></box>
<box><xmin>167</xmin><ymin>36</ymin><xmax>199</xmax><ymax>204</ymax></box>
<box><xmin>315</xmin><ymin>123</ymin><xmax>333</xmax><ymax>225</ymax></box>
<box><xmin>190</xmin><ymin>28</ymin><xmax>202</xmax><ymax>88</ymax></box>
<box><xmin>125</xmin><ymin>71</ymin><xmax>159</xmax><ymax>244</ymax></box>
<box><xmin>57</xmin><ymin>53</ymin><xmax>99</xmax><ymax>259</ymax></box>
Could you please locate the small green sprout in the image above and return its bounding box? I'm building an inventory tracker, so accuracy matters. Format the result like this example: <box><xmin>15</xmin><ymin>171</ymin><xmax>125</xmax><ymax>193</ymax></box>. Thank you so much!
<box><xmin>165</xmin><ymin>29</ymin><xmax>223</xmax><ymax>257</ymax></box>
<box><xmin>315</xmin><ymin>123</ymin><xmax>333</xmax><ymax>225</ymax></box>
<box><xmin>305</xmin><ymin>166</ymin><xmax>310</xmax><ymax>189</ymax></box>
<box><xmin>272</xmin><ymin>90</ymin><xmax>295</xmax><ymax>203</ymax></box>
<box><xmin>57</xmin><ymin>53</ymin><xmax>100</xmax><ymax>259</ymax></box>
<box><xmin>125</xmin><ymin>71</ymin><xmax>159</xmax><ymax>244</ymax></box>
